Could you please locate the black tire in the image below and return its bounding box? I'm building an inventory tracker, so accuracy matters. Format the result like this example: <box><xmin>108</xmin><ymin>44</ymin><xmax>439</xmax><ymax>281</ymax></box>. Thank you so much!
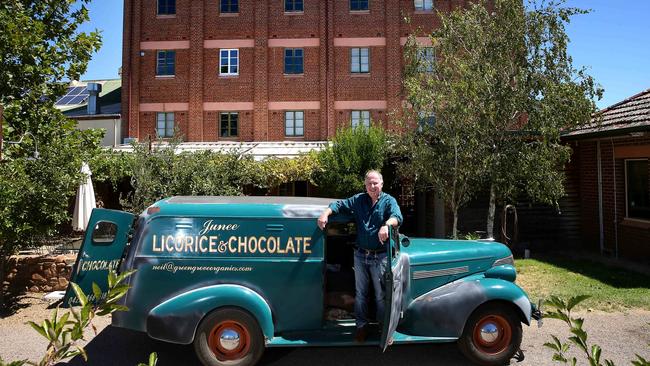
<box><xmin>457</xmin><ymin>303</ymin><xmax>523</xmax><ymax>366</ymax></box>
<box><xmin>193</xmin><ymin>307</ymin><xmax>265</xmax><ymax>366</ymax></box>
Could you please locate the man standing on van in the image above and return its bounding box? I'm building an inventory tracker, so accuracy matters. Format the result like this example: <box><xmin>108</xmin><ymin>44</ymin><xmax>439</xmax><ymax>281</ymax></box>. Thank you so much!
<box><xmin>317</xmin><ymin>170</ymin><xmax>403</xmax><ymax>343</ymax></box>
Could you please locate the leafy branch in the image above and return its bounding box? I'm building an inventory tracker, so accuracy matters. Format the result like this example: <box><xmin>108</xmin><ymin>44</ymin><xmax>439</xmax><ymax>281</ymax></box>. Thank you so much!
<box><xmin>544</xmin><ymin>295</ymin><xmax>649</xmax><ymax>366</ymax></box>
<box><xmin>0</xmin><ymin>270</ymin><xmax>157</xmax><ymax>366</ymax></box>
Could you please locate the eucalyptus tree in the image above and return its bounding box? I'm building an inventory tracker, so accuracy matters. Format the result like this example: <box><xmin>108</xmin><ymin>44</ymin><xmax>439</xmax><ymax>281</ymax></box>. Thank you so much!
<box><xmin>397</xmin><ymin>0</ymin><xmax>601</xmax><ymax>238</ymax></box>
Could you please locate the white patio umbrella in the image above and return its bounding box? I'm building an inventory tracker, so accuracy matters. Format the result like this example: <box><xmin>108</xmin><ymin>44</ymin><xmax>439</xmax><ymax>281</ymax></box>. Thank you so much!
<box><xmin>72</xmin><ymin>162</ymin><xmax>96</xmax><ymax>231</ymax></box>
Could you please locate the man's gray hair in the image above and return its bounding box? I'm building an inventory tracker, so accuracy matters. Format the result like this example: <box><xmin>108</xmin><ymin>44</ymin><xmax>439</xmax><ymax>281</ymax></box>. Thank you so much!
<box><xmin>364</xmin><ymin>169</ymin><xmax>383</xmax><ymax>182</ymax></box>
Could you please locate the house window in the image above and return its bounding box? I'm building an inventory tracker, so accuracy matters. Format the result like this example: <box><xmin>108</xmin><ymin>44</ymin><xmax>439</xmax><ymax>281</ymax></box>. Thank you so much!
<box><xmin>350</xmin><ymin>0</ymin><xmax>369</xmax><ymax>11</ymax></box>
<box><xmin>220</xmin><ymin>112</ymin><xmax>238</xmax><ymax>137</ymax></box>
<box><xmin>417</xmin><ymin>47</ymin><xmax>435</xmax><ymax>73</ymax></box>
<box><xmin>626</xmin><ymin>159</ymin><xmax>650</xmax><ymax>220</ymax></box>
<box><xmin>418</xmin><ymin>110</ymin><xmax>436</xmax><ymax>130</ymax></box>
<box><xmin>220</xmin><ymin>0</ymin><xmax>239</xmax><ymax>13</ymax></box>
<box><xmin>285</xmin><ymin>0</ymin><xmax>303</xmax><ymax>12</ymax></box>
<box><xmin>284</xmin><ymin>48</ymin><xmax>304</xmax><ymax>74</ymax></box>
<box><xmin>351</xmin><ymin>110</ymin><xmax>370</xmax><ymax>128</ymax></box>
<box><xmin>156</xmin><ymin>50</ymin><xmax>175</xmax><ymax>76</ymax></box>
<box><xmin>414</xmin><ymin>0</ymin><xmax>433</xmax><ymax>11</ymax></box>
<box><xmin>351</xmin><ymin>48</ymin><xmax>369</xmax><ymax>74</ymax></box>
<box><xmin>157</xmin><ymin>0</ymin><xmax>176</xmax><ymax>15</ymax></box>
<box><xmin>156</xmin><ymin>112</ymin><xmax>174</xmax><ymax>137</ymax></box>
<box><xmin>285</xmin><ymin>111</ymin><xmax>304</xmax><ymax>136</ymax></box>
<box><xmin>219</xmin><ymin>49</ymin><xmax>239</xmax><ymax>75</ymax></box>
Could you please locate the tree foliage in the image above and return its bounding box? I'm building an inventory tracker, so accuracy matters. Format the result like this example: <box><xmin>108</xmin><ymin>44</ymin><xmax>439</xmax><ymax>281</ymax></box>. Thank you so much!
<box><xmin>0</xmin><ymin>0</ymin><xmax>101</xmax><ymax>105</ymax></box>
<box><xmin>313</xmin><ymin>126</ymin><xmax>388</xmax><ymax>198</ymax></box>
<box><xmin>0</xmin><ymin>0</ymin><xmax>102</xmax><ymax>309</ymax></box>
<box><xmin>396</xmin><ymin>0</ymin><xmax>601</xmax><ymax>238</ymax></box>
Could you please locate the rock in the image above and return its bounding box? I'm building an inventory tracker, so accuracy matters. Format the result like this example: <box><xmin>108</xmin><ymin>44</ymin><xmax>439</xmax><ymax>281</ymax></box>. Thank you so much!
<box><xmin>42</xmin><ymin>285</ymin><xmax>52</xmax><ymax>292</ymax></box>
<box><xmin>29</xmin><ymin>286</ymin><xmax>40</xmax><ymax>292</ymax></box>
<box><xmin>31</xmin><ymin>273</ymin><xmax>47</xmax><ymax>284</ymax></box>
<box><xmin>57</xmin><ymin>278</ymin><xmax>69</xmax><ymax>289</ymax></box>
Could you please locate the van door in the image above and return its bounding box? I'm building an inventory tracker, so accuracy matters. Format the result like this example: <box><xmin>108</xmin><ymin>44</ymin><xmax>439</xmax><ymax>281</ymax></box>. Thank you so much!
<box><xmin>379</xmin><ymin>227</ymin><xmax>409</xmax><ymax>351</ymax></box>
<box><xmin>62</xmin><ymin>208</ymin><xmax>136</xmax><ymax>307</ymax></box>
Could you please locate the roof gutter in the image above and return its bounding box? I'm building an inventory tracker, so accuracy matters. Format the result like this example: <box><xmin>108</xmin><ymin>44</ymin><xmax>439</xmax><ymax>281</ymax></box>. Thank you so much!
<box><xmin>561</xmin><ymin>125</ymin><xmax>650</xmax><ymax>140</ymax></box>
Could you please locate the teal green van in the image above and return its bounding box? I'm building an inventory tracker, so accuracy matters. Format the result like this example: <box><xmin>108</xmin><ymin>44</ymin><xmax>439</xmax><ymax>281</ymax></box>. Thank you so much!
<box><xmin>64</xmin><ymin>196</ymin><xmax>541</xmax><ymax>366</ymax></box>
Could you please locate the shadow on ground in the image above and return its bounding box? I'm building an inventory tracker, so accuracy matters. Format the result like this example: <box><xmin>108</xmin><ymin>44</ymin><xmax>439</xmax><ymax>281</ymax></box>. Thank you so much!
<box><xmin>0</xmin><ymin>292</ymin><xmax>31</xmax><ymax>318</ymax></box>
<box><xmin>534</xmin><ymin>254</ymin><xmax>650</xmax><ymax>290</ymax></box>
<box><xmin>60</xmin><ymin>326</ymin><xmax>469</xmax><ymax>366</ymax></box>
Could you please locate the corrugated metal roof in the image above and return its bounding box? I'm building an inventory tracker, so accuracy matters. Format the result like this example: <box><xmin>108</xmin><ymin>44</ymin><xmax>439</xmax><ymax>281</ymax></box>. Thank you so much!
<box><xmin>564</xmin><ymin>89</ymin><xmax>650</xmax><ymax>138</ymax></box>
<box><xmin>113</xmin><ymin>141</ymin><xmax>328</xmax><ymax>160</ymax></box>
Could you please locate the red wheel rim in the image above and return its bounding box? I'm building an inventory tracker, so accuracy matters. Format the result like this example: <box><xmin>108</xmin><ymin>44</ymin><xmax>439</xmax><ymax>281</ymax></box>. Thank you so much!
<box><xmin>472</xmin><ymin>315</ymin><xmax>512</xmax><ymax>355</ymax></box>
<box><xmin>207</xmin><ymin>320</ymin><xmax>251</xmax><ymax>361</ymax></box>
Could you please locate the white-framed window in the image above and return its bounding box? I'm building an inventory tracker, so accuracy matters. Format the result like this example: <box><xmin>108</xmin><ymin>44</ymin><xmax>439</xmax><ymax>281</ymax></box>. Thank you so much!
<box><xmin>414</xmin><ymin>0</ymin><xmax>433</xmax><ymax>11</ymax></box>
<box><xmin>285</xmin><ymin>111</ymin><xmax>304</xmax><ymax>136</ymax></box>
<box><xmin>417</xmin><ymin>47</ymin><xmax>435</xmax><ymax>73</ymax></box>
<box><xmin>625</xmin><ymin>159</ymin><xmax>650</xmax><ymax>220</ymax></box>
<box><xmin>220</xmin><ymin>112</ymin><xmax>238</xmax><ymax>137</ymax></box>
<box><xmin>351</xmin><ymin>110</ymin><xmax>370</xmax><ymax>128</ymax></box>
<box><xmin>156</xmin><ymin>112</ymin><xmax>174</xmax><ymax>137</ymax></box>
<box><xmin>351</xmin><ymin>48</ymin><xmax>370</xmax><ymax>73</ymax></box>
<box><xmin>219</xmin><ymin>49</ymin><xmax>239</xmax><ymax>76</ymax></box>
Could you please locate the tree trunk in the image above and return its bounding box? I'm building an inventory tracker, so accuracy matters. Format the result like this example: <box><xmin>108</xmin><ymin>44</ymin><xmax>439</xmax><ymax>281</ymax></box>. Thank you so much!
<box><xmin>486</xmin><ymin>183</ymin><xmax>496</xmax><ymax>239</ymax></box>
<box><xmin>0</xmin><ymin>248</ymin><xmax>6</xmax><ymax>312</ymax></box>
<box><xmin>0</xmin><ymin>103</ymin><xmax>4</xmax><ymax>161</ymax></box>
<box><xmin>451</xmin><ymin>205</ymin><xmax>458</xmax><ymax>239</ymax></box>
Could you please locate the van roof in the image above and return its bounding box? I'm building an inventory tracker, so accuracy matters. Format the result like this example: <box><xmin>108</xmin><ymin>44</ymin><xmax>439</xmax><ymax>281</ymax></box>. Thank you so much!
<box><xmin>148</xmin><ymin>196</ymin><xmax>336</xmax><ymax>218</ymax></box>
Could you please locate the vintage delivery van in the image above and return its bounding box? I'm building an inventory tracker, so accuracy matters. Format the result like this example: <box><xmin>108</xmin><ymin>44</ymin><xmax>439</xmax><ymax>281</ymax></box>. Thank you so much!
<box><xmin>63</xmin><ymin>196</ymin><xmax>541</xmax><ymax>366</ymax></box>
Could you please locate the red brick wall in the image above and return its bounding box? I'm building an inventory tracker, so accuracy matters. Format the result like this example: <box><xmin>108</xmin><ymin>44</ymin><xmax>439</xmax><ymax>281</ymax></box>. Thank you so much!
<box><xmin>141</xmin><ymin>1</ymin><xmax>190</xmax><ymax>41</ymax></box>
<box><xmin>334</xmin><ymin>47</ymin><xmax>387</xmax><ymax>101</ymax></box>
<box><xmin>122</xmin><ymin>0</ymin><xmax>459</xmax><ymax>142</ymax></box>
<box><xmin>203</xmin><ymin>48</ymin><xmax>255</xmax><ymax>102</ymax></box>
<box><xmin>575</xmin><ymin>136</ymin><xmax>650</xmax><ymax>262</ymax></box>
<box><xmin>139</xmin><ymin>49</ymin><xmax>190</xmax><ymax>103</ymax></box>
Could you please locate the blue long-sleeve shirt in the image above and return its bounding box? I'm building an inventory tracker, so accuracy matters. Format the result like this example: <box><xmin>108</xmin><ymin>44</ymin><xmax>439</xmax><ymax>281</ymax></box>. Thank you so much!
<box><xmin>328</xmin><ymin>192</ymin><xmax>403</xmax><ymax>250</ymax></box>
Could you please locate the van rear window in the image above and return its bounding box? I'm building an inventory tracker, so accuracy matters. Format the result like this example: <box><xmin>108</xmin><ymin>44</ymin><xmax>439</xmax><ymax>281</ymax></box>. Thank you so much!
<box><xmin>92</xmin><ymin>221</ymin><xmax>117</xmax><ymax>244</ymax></box>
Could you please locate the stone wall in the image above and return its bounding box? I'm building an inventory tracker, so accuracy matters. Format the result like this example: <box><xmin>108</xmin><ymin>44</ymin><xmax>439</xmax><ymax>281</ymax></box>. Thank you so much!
<box><xmin>3</xmin><ymin>254</ymin><xmax>76</xmax><ymax>293</ymax></box>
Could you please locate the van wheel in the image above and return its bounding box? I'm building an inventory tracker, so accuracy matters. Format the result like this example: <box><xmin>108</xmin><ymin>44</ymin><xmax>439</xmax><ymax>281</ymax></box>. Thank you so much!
<box><xmin>194</xmin><ymin>308</ymin><xmax>264</xmax><ymax>366</ymax></box>
<box><xmin>458</xmin><ymin>303</ymin><xmax>522</xmax><ymax>366</ymax></box>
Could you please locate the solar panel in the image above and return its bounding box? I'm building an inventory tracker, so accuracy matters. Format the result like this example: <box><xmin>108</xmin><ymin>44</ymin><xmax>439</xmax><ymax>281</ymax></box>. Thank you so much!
<box><xmin>55</xmin><ymin>85</ymin><xmax>91</xmax><ymax>106</ymax></box>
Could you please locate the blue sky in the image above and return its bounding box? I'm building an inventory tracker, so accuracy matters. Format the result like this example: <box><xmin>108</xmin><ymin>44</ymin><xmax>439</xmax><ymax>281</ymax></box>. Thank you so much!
<box><xmin>80</xmin><ymin>0</ymin><xmax>650</xmax><ymax>110</ymax></box>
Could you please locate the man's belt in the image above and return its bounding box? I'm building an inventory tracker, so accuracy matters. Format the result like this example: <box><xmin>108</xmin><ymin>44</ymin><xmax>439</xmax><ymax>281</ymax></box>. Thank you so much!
<box><xmin>355</xmin><ymin>247</ymin><xmax>387</xmax><ymax>255</ymax></box>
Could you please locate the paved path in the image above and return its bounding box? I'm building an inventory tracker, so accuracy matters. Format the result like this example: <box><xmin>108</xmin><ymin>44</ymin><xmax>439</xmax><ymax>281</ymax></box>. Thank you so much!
<box><xmin>1</xmin><ymin>295</ymin><xmax>649</xmax><ymax>365</ymax></box>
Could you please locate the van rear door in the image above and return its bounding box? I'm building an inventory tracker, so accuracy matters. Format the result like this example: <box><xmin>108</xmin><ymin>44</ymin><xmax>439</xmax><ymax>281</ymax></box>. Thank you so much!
<box><xmin>62</xmin><ymin>208</ymin><xmax>136</xmax><ymax>307</ymax></box>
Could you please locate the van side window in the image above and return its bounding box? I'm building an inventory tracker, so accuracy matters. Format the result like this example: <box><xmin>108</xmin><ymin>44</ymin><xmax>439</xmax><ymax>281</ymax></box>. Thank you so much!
<box><xmin>92</xmin><ymin>221</ymin><xmax>118</xmax><ymax>244</ymax></box>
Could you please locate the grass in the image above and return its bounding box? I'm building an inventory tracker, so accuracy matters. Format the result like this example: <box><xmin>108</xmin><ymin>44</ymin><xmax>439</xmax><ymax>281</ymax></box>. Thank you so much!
<box><xmin>516</xmin><ymin>256</ymin><xmax>650</xmax><ymax>311</ymax></box>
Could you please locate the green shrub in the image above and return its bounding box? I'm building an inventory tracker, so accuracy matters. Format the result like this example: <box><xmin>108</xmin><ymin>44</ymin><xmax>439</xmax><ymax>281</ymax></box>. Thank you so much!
<box><xmin>314</xmin><ymin>125</ymin><xmax>388</xmax><ymax>198</ymax></box>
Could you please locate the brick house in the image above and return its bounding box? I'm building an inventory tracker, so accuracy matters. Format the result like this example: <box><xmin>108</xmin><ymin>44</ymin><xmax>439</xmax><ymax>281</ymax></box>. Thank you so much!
<box><xmin>120</xmin><ymin>0</ymin><xmax>470</xmax><ymax>143</ymax></box>
<box><xmin>563</xmin><ymin>89</ymin><xmax>650</xmax><ymax>262</ymax></box>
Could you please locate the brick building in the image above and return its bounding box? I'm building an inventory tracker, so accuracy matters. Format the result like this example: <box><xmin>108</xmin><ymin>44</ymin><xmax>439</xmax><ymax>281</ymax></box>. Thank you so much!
<box><xmin>563</xmin><ymin>89</ymin><xmax>650</xmax><ymax>263</ymax></box>
<box><xmin>121</xmin><ymin>0</ymin><xmax>469</xmax><ymax>143</ymax></box>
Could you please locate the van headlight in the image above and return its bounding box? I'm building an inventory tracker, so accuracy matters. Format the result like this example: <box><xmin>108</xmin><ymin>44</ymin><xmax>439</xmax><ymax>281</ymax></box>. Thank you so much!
<box><xmin>492</xmin><ymin>255</ymin><xmax>514</xmax><ymax>267</ymax></box>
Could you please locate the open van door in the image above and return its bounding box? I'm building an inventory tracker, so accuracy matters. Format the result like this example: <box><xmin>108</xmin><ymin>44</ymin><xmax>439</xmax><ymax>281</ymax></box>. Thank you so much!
<box><xmin>379</xmin><ymin>227</ymin><xmax>409</xmax><ymax>351</ymax></box>
<box><xmin>62</xmin><ymin>208</ymin><xmax>136</xmax><ymax>307</ymax></box>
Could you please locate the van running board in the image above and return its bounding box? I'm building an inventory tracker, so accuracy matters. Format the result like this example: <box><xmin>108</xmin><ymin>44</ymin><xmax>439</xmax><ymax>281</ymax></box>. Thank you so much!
<box><xmin>267</xmin><ymin>331</ymin><xmax>457</xmax><ymax>347</ymax></box>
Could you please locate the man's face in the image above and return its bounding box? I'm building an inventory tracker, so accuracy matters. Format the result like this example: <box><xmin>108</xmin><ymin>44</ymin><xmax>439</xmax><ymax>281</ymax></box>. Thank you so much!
<box><xmin>365</xmin><ymin>173</ymin><xmax>383</xmax><ymax>200</ymax></box>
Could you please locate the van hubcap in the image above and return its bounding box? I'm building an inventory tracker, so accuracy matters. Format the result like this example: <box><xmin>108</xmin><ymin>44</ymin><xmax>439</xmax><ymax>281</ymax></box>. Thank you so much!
<box><xmin>472</xmin><ymin>315</ymin><xmax>512</xmax><ymax>354</ymax></box>
<box><xmin>208</xmin><ymin>321</ymin><xmax>250</xmax><ymax>361</ymax></box>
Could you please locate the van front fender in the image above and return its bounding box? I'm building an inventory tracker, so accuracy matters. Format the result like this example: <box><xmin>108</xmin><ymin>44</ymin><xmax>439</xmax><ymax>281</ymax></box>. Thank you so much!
<box><xmin>399</xmin><ymin>275</ymin><xmax>532</xmax><ymax>338</ymax></box>
<box><xmin>146</xmin><ymin>284</ymin><xmax>274</xmax><ymax>344</ymax></box>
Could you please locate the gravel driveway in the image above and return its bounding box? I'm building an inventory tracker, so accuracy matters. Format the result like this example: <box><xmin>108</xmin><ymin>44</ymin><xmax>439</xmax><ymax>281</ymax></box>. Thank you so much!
<box><xmin>1</xmin><ymin>295</ymin><xmax>649</xmax><ymax>365</ymax></box>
